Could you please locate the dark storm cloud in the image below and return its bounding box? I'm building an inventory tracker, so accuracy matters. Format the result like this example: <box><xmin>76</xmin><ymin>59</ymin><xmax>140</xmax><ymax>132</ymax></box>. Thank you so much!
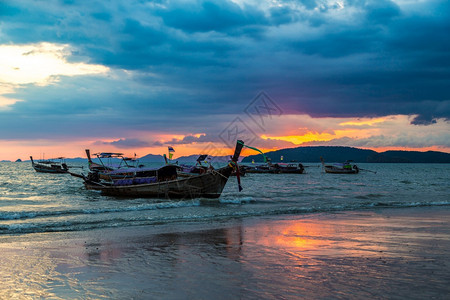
<box><xmin>263</xmin><ymin>0</ymin><xmax>450</xmax><ymax>124</ymax></box>
<box><xmin>365</xmin><ymin>0</ymin><xmax>401</xmax><ymax>24</ymax></box>
<box><xmin>160</xmin><ymin>134</ymin><xmax>219</xmax><ymax>145</ymax></box>
<box><xmin>0</xmin><ymin>0</ymin><xmax>449</xmax><ymax>145</ymax></box>
<box><xmin>99</xmin><ymin>138</ymin><xmax>152</xmax><ymax>149</ymax></box>
<box><xmin>160</xmin><ymin>1</ymin><xmax>268</xmax><ymax>33</ymax></box>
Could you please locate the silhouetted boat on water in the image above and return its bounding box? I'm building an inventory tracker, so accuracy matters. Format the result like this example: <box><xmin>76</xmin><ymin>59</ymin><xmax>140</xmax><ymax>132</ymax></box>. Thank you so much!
<box><xmin>30</xmin><ymin>156</ymin><xmax>82</xmax><ymax>173</ymax></box>
<box><xmin>244</xmin><ymin>161</ymin><xmax>304</xmax><ymax>174</ymax></box>
<box><xmin>320</xmin><ymin>157</ymin><xmax>359</xmax><ymax>174</ymax></box>
<box><xmin>70</xmin><ymin>140</ymin><xmax>244</xmax><ymax>199</ymax></box>
<box><xmin>239</xmin><ymin>144</ymin><xmax>305</xmax><ymax>174</ymax></box>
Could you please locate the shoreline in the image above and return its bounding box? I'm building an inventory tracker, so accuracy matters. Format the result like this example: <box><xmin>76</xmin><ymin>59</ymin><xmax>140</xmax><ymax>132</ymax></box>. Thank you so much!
<box><xmin>1</xmin><ymin>206</ymin><xmax>449</xmax><ymax>299</ymax></box>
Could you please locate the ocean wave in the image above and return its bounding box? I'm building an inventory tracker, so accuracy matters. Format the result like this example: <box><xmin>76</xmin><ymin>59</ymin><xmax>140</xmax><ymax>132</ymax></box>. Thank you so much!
<box><xmin>354</xmin><ymin>193</ymin><xmax>385</xmax><ymax>200</ymax></box>
<box><xmin>219</xmin><ymin>197</ymin><xmax>255</xmax><ymax>204</ymax></box>
<box><xmin>2</xmin><ymin>200</ymin><xmax>449</xmax><ymax>235</ymax></box>
<box><xmin>1</xmin><ymin>163</ymin><xmax>449</xmax><ymax>235</ymax></box>
<box><xmin>0</xmin><ymin>200</ymin><xmax>202</xmax><ymax>221</ymax></box>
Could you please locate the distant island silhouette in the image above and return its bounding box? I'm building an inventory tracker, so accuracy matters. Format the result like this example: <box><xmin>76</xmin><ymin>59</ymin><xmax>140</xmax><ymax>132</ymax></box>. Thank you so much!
<box><xmin>241</xmin><ymin>146</ymin><xmax>450</xmax><ymax>163</ymax></box>
<box><xmin>7</xmin><ymin>146</ymin><xmax>450</xmax><ymax>163</ymax></box>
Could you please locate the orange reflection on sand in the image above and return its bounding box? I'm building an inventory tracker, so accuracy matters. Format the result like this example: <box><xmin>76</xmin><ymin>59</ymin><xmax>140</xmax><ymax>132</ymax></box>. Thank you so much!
<box><xmin>246</xmin><ymin>217</ymin><xmax>390</xmax><ymax>257</ymax></box>
<box><xmin>248</xmin><ymin>219</ymin><xmax>331</xmax><ymax>251</ymax></box>
<box><xmin>276</xmin><ymin>223</ymin><xmax>330</xmax><ymax>250</ymax></box>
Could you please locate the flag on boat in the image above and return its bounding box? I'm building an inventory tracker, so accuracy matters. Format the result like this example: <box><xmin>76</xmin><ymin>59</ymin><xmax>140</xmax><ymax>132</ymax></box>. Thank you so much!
<box><xmin>168</xmin><ymin>146</ymin><xmax>175</xmax><ymax>160</ymax></box>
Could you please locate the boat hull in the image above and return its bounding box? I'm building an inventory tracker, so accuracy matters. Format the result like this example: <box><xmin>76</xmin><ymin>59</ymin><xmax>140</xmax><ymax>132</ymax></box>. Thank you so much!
<box><xmin>324</xmin><ymin>167</ymin><xmax>359</xmax><ymax>174</ymax></box>
<box><xmin>320</xmin><ymin>157</ymin><xmax>359</xmax><ymax>174</ymax></box>
<box><xmin>244</xmin><ymin>164</ymin><xmax>304</xmax><ymax>174</ymax></box>
<box><xmin>32</xmin><ymin>164</ymin><xmax>68</xmax><ymax>173</ymax></box>
<box><xmin>30</xmin><ymin>156</ymin><xmax>69</xmax><ymax>173</ymax></box>
<box><xmin>33</xmin><ymin>167</ymin><xmax>68</xmax><ymax>173</ymax></box>
<box><xmin>84</xmin><ymin>166</ymin><xmax>234</xmax><ymax>199</ymax></box>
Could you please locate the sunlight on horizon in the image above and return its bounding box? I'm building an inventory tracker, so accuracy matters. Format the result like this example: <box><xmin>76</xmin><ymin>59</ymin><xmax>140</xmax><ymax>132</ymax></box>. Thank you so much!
<box><xmin>0</xmin><ymin>114</ymin><xmax>449</xmax><ymax>161</ymax></box>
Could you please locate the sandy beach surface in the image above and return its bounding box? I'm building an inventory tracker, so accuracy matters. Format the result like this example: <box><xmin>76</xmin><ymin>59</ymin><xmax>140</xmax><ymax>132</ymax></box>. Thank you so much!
<box><xmin>1</xmin><ymin>206</ymin><xmax>449</xmax><ymax>299</ymax></box>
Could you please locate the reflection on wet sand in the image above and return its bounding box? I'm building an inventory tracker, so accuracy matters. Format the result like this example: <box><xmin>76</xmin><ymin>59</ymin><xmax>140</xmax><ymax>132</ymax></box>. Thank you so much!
<box><xmin>248</xmin><ymin>215</ymin><xmax>391</xmax><ymax>257</ymax></box>
<box><xmin>1</xmin><ymin>208</ymin><xmax>449</xmax><ymax>299</ymax></box>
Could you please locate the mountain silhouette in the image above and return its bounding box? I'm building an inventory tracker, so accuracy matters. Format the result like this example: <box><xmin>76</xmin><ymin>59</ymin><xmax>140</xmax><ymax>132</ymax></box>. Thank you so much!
<box><xmin>241</xmin><ymin>146</ymin><xmax>450</xmax><ymax>163</ymax></box>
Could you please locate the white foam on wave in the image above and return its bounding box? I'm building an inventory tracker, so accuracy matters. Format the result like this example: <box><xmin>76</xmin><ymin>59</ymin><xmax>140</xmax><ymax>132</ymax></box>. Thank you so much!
<box><xmin>0</xmin><ymin>199</ymin><xmax>202</xmax><ymax>221</ymax></box>
<box><xmin>219</xmin><ymin>196</ymin><xmax>254</xmax><ymax>204</ymax></box>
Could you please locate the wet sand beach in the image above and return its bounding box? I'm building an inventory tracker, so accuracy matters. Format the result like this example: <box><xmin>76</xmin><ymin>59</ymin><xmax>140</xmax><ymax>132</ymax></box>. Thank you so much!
<box><xmin>1</xmin><ymin>206</ymin><xmax>449</xmax><ymax>299</ymax></box>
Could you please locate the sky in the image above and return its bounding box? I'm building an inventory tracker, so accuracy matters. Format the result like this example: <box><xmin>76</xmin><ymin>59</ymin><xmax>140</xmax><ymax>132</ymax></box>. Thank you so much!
<box><xmin>0</xmin><ymin>0</ymin><xmax>449</xmax><ymax>161</ymax></box>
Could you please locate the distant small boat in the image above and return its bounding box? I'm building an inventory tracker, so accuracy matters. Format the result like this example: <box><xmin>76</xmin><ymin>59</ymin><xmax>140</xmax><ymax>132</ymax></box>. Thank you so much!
<box><xmin>71</xmin><ymin>140</ymin><xmax>244</xmax><ymax>199</ymax></box>
<box><xmin>239</xmin><ymin>144</ymin><xmax>304</xmax><ymax>174</ymax></box>
<box><xmin>30</xmin><ymin>156</ymin><xmax>69</xmax><ymax>173</ymax></box>
<box><xmin>244</xmin><ymin>163</ymin><xmax>278</xmax><ymax>174</ymax></box>
<box><xmin>275</xmin><ymin>163</ymin><xmax>305</xmax><ymax>174</ymax></box>
<box><xmin>244</xmin><ymin>162</ymin><xmax>304</xmax><ymax>174</ymax></box>
<box><xmin>320</xmin><ymin>157</ymin><xmax>359</xmax><ymax>174</ymax></box>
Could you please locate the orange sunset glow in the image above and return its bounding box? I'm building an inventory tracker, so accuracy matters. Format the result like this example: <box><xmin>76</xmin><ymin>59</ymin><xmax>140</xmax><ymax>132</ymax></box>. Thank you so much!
<box><xmin>2</xmin><ymin>112</ymin><xmax>450</xmax><ymax>162</ymax></box>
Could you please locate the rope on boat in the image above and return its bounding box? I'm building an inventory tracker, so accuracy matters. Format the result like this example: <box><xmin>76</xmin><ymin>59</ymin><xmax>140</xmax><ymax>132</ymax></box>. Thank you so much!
<box><xmin>359</xmin><ymin>168</ymin><xmax>377</xmax><ymax>174</ymax></box>
<box><xmin>212</xmin><ymin>169</ymin><xmax>228</xmax><ymax>180</ymax></box>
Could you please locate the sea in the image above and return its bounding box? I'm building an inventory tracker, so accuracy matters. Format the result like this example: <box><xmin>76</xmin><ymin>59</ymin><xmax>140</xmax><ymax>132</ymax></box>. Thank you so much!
<box><xmin>1</xmin><ymin>162</ymin><xmax>450</xmax><ymax>299</ymax></box>
<box><xmin>0</xmin><ymin>162</ymin><xmax>449</xmax><ymax>235</ymax></box>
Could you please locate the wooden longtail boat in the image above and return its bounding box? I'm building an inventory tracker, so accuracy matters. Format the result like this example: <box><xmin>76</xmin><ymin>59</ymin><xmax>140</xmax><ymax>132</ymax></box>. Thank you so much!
<box><xmin>274</xmin><ymin>163</ymin><xmax>305</xmax><ymax>174</ymax></box>
<box><xmin>320</xmin><ymin>157</ymin><xmax>359</xmax><ymax>174</ymax></box>
<box><xmin>244</xmin><ymin>162</ymin><xmax>304</xmax><ymax>174</ymax></box>
<box><xmin>30</xmin><ymin>156</ymin><xmax>70</xmax><ymax>173</ymax></box>
<box><xmin>244</xmin><ymin>163</ymin><xmax>279</xmax><ymax>174</ymax></box>
<box><xmin>239</xmin><ymin>143</ymin><xmax>304</xmax><ymax>174</ymax></box>
<box><xmin>72</xmin><ymin>140</ymin><xmax>244</xmax><ymax>199</ymax></box>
